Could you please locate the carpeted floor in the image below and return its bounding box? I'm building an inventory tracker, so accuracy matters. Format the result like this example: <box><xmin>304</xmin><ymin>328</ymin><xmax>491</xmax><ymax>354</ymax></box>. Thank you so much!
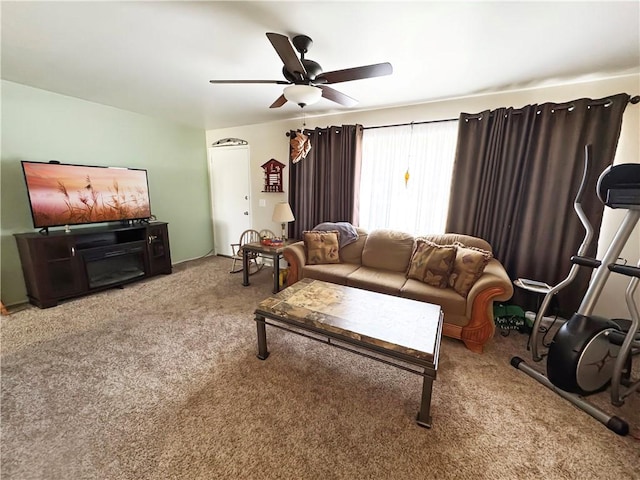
<box><xmin>1</xmin><ymin>255</ymin><xmax>638</xmax><ymax>479</ymax></box>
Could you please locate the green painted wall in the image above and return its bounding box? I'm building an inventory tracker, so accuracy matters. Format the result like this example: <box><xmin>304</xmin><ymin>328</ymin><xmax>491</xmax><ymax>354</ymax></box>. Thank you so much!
<box><xmin>1</xmin><ymin>80</ymin><xmax>213</xmax><ymax>306</ymax></box>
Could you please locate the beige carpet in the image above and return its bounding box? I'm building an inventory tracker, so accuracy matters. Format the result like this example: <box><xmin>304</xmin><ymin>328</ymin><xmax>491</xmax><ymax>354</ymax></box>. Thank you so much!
<box><xmin>1</xmin><ymin>255</ymin><xmax>638</xmax><ymax>479</ymax></box>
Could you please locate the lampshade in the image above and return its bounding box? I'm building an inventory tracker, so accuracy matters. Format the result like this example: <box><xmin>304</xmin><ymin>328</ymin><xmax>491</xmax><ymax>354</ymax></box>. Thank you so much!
<box><xmin>272</xmin><ymin>202</ymin><xmax>295</xmax><ymax>239</ymax></box>
<box><xmin>272</xmin><ymin>202</ymin><xmax>295</xmax><ymax>223</ymax></box>
<box><xmin>283</xmin><ymin>85</ymin><xmax>322</xmax><ymax>107</ymax></box>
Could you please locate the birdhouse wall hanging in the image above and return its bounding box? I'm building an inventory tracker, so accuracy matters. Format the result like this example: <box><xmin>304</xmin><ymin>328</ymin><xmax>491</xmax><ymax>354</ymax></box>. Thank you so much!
<box><xmin>261</xmin><ymin>158</ymin><xmax>286</xmax><ymax>192</ymax></box>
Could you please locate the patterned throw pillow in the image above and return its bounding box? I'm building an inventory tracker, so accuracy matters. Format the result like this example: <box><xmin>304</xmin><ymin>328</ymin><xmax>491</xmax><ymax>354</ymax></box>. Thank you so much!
<box><xmin>303</xmin><ymin>230</ymin><xmax>341</xmax><ymax>265</ymax></box>
<box><xmin>449</xmin><ymin>243</ymin><xmax>493</xmax><ymax>297</ymax></box>
<box><xmin>407</xmin><ymin>239</ymin><xmax>457</xmax><ymax>288</ymax></box>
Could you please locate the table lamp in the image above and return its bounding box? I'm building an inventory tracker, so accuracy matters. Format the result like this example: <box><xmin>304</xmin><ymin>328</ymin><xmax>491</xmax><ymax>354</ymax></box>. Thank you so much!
<box><xmin>272</xmin><ymin>202</ymin><xmax>295</xmax><ymax>239</ymax></box>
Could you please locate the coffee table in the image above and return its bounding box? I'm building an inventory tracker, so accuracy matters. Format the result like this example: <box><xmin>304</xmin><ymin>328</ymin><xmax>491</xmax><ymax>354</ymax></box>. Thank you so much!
<box><xmin>254</xmin><ymin>278</ymin><xmax>443</xmax><ymax>428</ymax></box>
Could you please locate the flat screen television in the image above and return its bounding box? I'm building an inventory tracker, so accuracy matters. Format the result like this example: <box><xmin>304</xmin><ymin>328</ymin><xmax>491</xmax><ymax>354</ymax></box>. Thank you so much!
<box><xmin>21</xmin><ymin>161</ymin><xmax>152</xmax><ymax>230</ymax></box>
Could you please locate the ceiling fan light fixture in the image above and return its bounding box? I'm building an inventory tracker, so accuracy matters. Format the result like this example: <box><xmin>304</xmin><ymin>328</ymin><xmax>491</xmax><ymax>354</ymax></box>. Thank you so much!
<box><xmin>283</xmin><ymin>85</ymin><xmax>322</xmax><ymax>107</ymax></box>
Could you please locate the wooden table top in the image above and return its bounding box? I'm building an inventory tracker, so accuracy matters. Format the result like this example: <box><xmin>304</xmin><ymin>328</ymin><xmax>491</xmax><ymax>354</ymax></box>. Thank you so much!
<box><xmin>243</xmin><ymin>239</ymin><xmax>298</xmax><ymax>254</ymax></box>
<box><xmin>255</xmin><ymin>278</ymin><xmax>443</xmax><ymax>363</ymax></box>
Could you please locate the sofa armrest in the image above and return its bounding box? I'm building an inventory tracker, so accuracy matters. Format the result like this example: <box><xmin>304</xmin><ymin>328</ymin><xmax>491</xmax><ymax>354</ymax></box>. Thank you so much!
<box><xmin>460</xmin><ymin>259</ymin><xmax>514</xmax><ymax>352</ymax></box>
<box><xmin>283</xmin><ymin>241</ymin><xmax>306</xmax><ymax>285</ymax></box>
<box><xmin>465</xmin><ymin>260</ymin><xmax>514</xmax><ymax>316</ymax></box>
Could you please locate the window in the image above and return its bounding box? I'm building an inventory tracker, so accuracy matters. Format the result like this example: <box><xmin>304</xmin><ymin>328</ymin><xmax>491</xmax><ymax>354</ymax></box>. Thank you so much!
<box><xmin>359</xmin><ymin>120</ymin><xmax>459</xmax><ymax>235</ymax></box>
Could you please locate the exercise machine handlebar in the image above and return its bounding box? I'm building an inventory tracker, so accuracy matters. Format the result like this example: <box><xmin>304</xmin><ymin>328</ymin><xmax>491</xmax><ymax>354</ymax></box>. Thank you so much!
<box><xmin>608</xmin><ymin>263</ymin><xmax>640</xmax><ymax>278</ymax></box>
<box><xmin>529</xmin><ymin>145</ymin><xmax>595</xmax><ymax>361</ymax></box>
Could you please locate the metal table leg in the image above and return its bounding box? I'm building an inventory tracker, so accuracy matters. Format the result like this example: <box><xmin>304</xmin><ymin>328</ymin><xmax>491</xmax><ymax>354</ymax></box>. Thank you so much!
<box><xmin>242</xmin><ymin>248</ymin><xmax>250</xmax><ymax>287</ymax></box>
<box><xmin>416</xmin><ymin>374</ymin><xmax>434</xmax><ymax>428</ymax></box>
<box><xmin>272</xmin><ymin>253</ymin><xmax>280</xmax><ymax>293</ymax></box>
<box><xmin>256</xmin><ymin>315</ymin><xmax>270</xmax><ymax>360</ymax></box>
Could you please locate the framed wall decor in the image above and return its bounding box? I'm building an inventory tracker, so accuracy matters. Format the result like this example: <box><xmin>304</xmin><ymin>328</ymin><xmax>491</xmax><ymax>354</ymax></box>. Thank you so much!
<box><xmin>261</xmin><ymin>158</ymin><xmax>286</xmax><ymax>192</ymax></box>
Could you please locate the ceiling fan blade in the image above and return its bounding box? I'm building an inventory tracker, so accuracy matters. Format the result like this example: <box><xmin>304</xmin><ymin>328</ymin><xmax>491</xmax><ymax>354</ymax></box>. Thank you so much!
<box><xmin>319</xmin><ymin>86</ymin><xmax>358</xmax><ymax>107</ymax></box>
<box><xmin>316</xmin><ymin>62</ymin><xmax>393</xmax><ymax>84</ymax></box>
<box><xmin>209</xmin><ymin>79</ymin><xmax>290</xmax><ymax>85</ymax></box>
<box><xmin>266</xmin><ymin>32</ymin><xmax>307</xmax><ymax>80</ymax></box>
<box><xmin>269</xmin><ymin>95</ymin><xmax>288</xmax><ymax>108</ymax></box>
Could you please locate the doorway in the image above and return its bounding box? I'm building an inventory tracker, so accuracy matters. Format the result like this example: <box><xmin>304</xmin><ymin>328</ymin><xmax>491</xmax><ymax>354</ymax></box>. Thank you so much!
<box><xmin>207</xmin><ymin>144</ymin><xmax>252</xmax><ymax>257</ymax></box>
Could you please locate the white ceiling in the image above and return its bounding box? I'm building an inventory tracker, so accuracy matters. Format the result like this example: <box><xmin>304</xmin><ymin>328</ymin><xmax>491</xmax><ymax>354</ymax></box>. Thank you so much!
<box><xmin>2</xmin><ymin>1</ymin><xmax>639</xmax><ymax>130</ymax></box>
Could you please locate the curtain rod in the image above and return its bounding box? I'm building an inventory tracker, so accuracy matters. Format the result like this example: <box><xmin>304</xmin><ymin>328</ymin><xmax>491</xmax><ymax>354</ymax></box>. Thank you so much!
<box><xmin>462</xmin><ymin>94</ymin><xmax>640</xmax><ymax>121</ymax></box>
<box><xmin>287</xmin><ymin>96</ymin><xmax>639</xmax><ymax>135</ymax></box>
<box><xmin>367</xmin><ymin>95</ymin><xmax>640</xmax><ymax>128</ymax></box>
<box><xmin>285</xmin><ymin>118</ymin><xmax>456</xmax><ymax>136</ymax></box>
<box><xmin>363</xmin><ymin>118</ymin><xmax>458</xmax><ymax>130</ymax></box>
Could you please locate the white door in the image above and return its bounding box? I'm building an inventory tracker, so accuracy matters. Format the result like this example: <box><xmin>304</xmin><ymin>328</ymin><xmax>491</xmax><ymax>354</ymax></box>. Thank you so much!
<box><xmin>208</xmin><ymin>145</ymin><xmax>252</xmax><ymax>256</ymax></box>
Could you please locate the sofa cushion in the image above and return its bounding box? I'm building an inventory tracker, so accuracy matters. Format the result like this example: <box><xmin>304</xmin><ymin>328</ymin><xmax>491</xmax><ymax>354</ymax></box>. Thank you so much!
<box><xmin>407</xmin><ymin>239</ymin><xmax>457</xmax><ymax>288</ymax></box>
<box><xmin>400</xmin><ymin>279</ymin><xmax>467</xmax><ymax>318</ymax></box>
<box><xmin>346</xmin><ymin>266</ymin><xmax>407</xmax><ymax>296</ymax></box>
<box><xmin>303</xmin><ymin>230</ymin><xmax>340</xmax><ymax>265</ymax></box>
<box><xmin>361</xmin><ymin>229</ymin><xmax>415</xmax><ymax>272</ymax></box>
<box><xmin>449</xmin><ymin>243</ymin><xmax>493</xmax><ymax>297</ymax></box>
<box><xmin>302</xmin><ymin>263</ymin><xmax>360</xmax><ymax>285</ymax></box>
<box><xmin>423</xmin><ymin>234</ymin><xmax>492</xmax><ymax>253</ymax></box>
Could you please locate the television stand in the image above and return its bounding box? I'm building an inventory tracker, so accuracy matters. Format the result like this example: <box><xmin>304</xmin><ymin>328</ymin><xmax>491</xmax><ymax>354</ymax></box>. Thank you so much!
<box><xmin>14</xmin><ymin>222</ymin><xmax>172</xmax><ymax>308</ymax></box>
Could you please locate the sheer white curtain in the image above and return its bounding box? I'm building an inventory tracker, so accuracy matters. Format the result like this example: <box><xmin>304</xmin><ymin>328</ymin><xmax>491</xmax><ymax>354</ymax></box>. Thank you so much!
<box><xmin>359</xmin><ymin>121</ymin><xmax>458</xmax><ymax>235</ymax></box>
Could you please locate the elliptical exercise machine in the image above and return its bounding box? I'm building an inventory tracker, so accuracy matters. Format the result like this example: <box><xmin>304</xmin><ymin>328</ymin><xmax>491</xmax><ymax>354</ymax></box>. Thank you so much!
<box><xmin>511</xmin><ymin>145</ymin><xmax>640</xmax><ymax>436</ymax></box>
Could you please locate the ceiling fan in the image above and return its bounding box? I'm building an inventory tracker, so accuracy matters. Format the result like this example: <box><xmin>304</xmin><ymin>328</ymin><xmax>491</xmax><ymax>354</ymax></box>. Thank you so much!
<box><xmin>209</xmin><ymin>32</ymin><xmax>393</xmax><ymax>108</ymax></box>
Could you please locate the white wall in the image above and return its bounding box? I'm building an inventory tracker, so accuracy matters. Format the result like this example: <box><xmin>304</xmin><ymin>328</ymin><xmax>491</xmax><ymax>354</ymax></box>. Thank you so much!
<box><xmin>206</xmin><ymin>74</ymin><xmax>640</xmax><ymax>319</ymax></box>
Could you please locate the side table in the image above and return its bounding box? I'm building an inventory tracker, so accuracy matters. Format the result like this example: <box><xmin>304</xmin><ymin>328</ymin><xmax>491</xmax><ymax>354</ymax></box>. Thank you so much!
<box><xmin>242</xmin><ymin>239</ymin><xmax>298</xmax><ymax>294</ymax></box>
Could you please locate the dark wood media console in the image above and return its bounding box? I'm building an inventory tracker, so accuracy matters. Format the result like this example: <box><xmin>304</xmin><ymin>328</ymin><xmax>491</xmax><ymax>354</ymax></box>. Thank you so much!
<box><xmin>14</xmin><ymin>222</ymin><xmax>172</xmax><ymax>308</ymax></box>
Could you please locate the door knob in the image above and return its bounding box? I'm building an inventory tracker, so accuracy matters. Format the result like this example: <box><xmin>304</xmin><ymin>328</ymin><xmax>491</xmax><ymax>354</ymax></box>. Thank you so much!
<box><xmin>244</xmin><ymin>211</ymin><xmax>249</xmax><ymax>215</ymax></box>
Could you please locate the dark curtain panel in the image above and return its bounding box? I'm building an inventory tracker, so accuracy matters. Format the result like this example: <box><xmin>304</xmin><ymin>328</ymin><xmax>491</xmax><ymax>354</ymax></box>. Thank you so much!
<box><xmin>288</xmin><ymin>124</ymin><xmax>363</xmax><ymax>240</ymax></box>
<box><xmin>446</xmin><ymin>93</ymin><xmax>630</xmax><ymax>315</ymax></box>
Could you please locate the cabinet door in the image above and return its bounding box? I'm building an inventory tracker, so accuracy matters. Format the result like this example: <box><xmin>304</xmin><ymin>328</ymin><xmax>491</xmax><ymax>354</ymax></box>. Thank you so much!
<box><xmin>146</xmin><ymin>224</ymin><xmax>172</xmax><ymax>275</ymax></box>
<box><xmin>41</xmin><ymin>238</ymin><xmax>84</xmax><ymax>298</ymax></box>
<box><xmin>39</xmin><ymin>237</ymin><xmax>85</xmax><ymax>300</ymax></box>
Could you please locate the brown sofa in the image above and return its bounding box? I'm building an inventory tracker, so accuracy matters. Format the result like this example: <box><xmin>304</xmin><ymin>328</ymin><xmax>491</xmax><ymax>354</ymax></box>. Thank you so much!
<box><xmin>283</xmin><ymin>228</ymin><xmax>514</xmax><ymax>353</ymax></box>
